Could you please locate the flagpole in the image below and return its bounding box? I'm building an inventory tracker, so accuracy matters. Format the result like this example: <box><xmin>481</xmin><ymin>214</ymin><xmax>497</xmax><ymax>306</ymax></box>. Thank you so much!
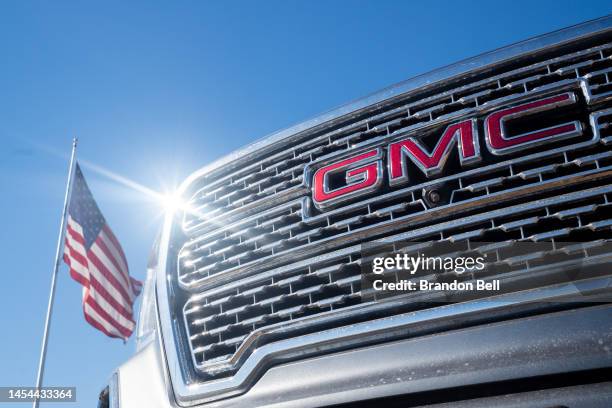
<box><xmin>33</xmin><ymin>138</ymin><xmax>78</xmax><ymax>408</ymax></box>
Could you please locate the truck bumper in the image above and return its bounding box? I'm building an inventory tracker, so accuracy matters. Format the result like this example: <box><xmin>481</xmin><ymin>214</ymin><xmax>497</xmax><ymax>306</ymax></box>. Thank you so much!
<box><xmin>112</xmin><ymin>304</ymin><xmax>612</xmax><ymax>407</ymax></box>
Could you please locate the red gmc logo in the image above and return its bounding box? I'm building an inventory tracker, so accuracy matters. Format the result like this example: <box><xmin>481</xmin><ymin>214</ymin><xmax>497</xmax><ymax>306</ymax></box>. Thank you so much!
<box><xmin>312</xmin><ymin>92</ymin><xmax>582</xmax><ymax>209</ymax></box>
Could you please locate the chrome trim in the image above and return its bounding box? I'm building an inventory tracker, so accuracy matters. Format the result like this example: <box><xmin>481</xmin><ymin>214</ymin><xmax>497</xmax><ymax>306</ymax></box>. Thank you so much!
<box><xmin>157</xmin><ymin>16</ymin><xmax>612</xmax><ymax>405</ymax></box>
<box><xmin>591</xmin><ymin>107</ymin><xmax>612</xmax><ymax>140</ymax></box>
<box><xmin>581</xmin><ymin>66</ymin><xmax>612</xmax><ymax>104</ymax></box>
<box><xmin>109</xmin><ymin>371</ymin><xmax>119</xmax><ymax>408</ymax></box>
<box><xmin>312</xmin><ymin>148</ymin><xmax>384</xmax><ymax>210</ymax></box>
<box><xmin>177</xmin><ymin>201</ymin><xmax>303</xmax><ymax>289</ymax></box>
<box><xmin>483</xmin><ymin>92</ymin><xmax>582</xmax><ymax>155</ymax></box>
<box><xmin>387</xmin><ymin>118</ymin><xmax>481</xmax><ymax>186</ymax></box>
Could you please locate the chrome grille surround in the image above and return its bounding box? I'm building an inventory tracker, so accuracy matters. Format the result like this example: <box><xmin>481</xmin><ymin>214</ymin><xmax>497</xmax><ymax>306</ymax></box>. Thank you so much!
<box><xmin>156</xmin><ymin>17</ymin><xmax>612</xmax><ymax>406</ymax></box>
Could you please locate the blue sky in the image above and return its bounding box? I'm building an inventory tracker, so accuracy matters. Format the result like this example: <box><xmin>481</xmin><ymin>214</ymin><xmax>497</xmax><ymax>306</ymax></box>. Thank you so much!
<box><xmin>0</xmin><ymin>1</ymin><xmax>609</xmax><ymax>406</ymax></box>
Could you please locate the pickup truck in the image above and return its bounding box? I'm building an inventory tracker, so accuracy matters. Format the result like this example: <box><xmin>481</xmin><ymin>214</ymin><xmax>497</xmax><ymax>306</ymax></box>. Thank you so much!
<box><xmin>99</xmin><ymin>16</ymin><xmax>612</xmax><ymax>408</ymax></box>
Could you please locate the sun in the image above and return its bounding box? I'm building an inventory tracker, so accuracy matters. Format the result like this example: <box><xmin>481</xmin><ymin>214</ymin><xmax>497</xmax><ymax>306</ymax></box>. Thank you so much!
<box><xmin>160</xmin><ymin>191</ymin><xmax>185</xmax><ymax>214</ymax></box>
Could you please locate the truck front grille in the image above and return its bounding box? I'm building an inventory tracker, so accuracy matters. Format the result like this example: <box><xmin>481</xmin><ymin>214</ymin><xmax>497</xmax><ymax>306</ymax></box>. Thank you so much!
<box><xmin>170</xmin><ymin>33</ymin><xmax>612</xmax><ymax>378</ymax></box>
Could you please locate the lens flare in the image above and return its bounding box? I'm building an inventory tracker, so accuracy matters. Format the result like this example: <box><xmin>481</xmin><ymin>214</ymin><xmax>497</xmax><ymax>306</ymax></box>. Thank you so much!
<box><xmin>160</xmin><ymin>191</ymin><xmax>187</xmax><ymax>214</ymax></box>
<box><xmin>75</xmin><ymin>159</ymin><xmax>212</xmax><ymax>223</ymax></box>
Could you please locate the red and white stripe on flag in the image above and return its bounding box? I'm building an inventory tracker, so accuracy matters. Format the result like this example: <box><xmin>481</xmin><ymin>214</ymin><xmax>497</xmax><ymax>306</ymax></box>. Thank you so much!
<box><xmin>63</xmin><ymin>215</ymin><xmax>142</xmax><ymax>340</ymax></box>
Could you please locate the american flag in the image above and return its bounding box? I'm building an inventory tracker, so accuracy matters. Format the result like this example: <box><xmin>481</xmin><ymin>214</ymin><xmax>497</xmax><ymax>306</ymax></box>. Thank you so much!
<box><xmin>63</xmin><ymin>164</ymin><xmax>142</xmax><ymax>340</ymax></box>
